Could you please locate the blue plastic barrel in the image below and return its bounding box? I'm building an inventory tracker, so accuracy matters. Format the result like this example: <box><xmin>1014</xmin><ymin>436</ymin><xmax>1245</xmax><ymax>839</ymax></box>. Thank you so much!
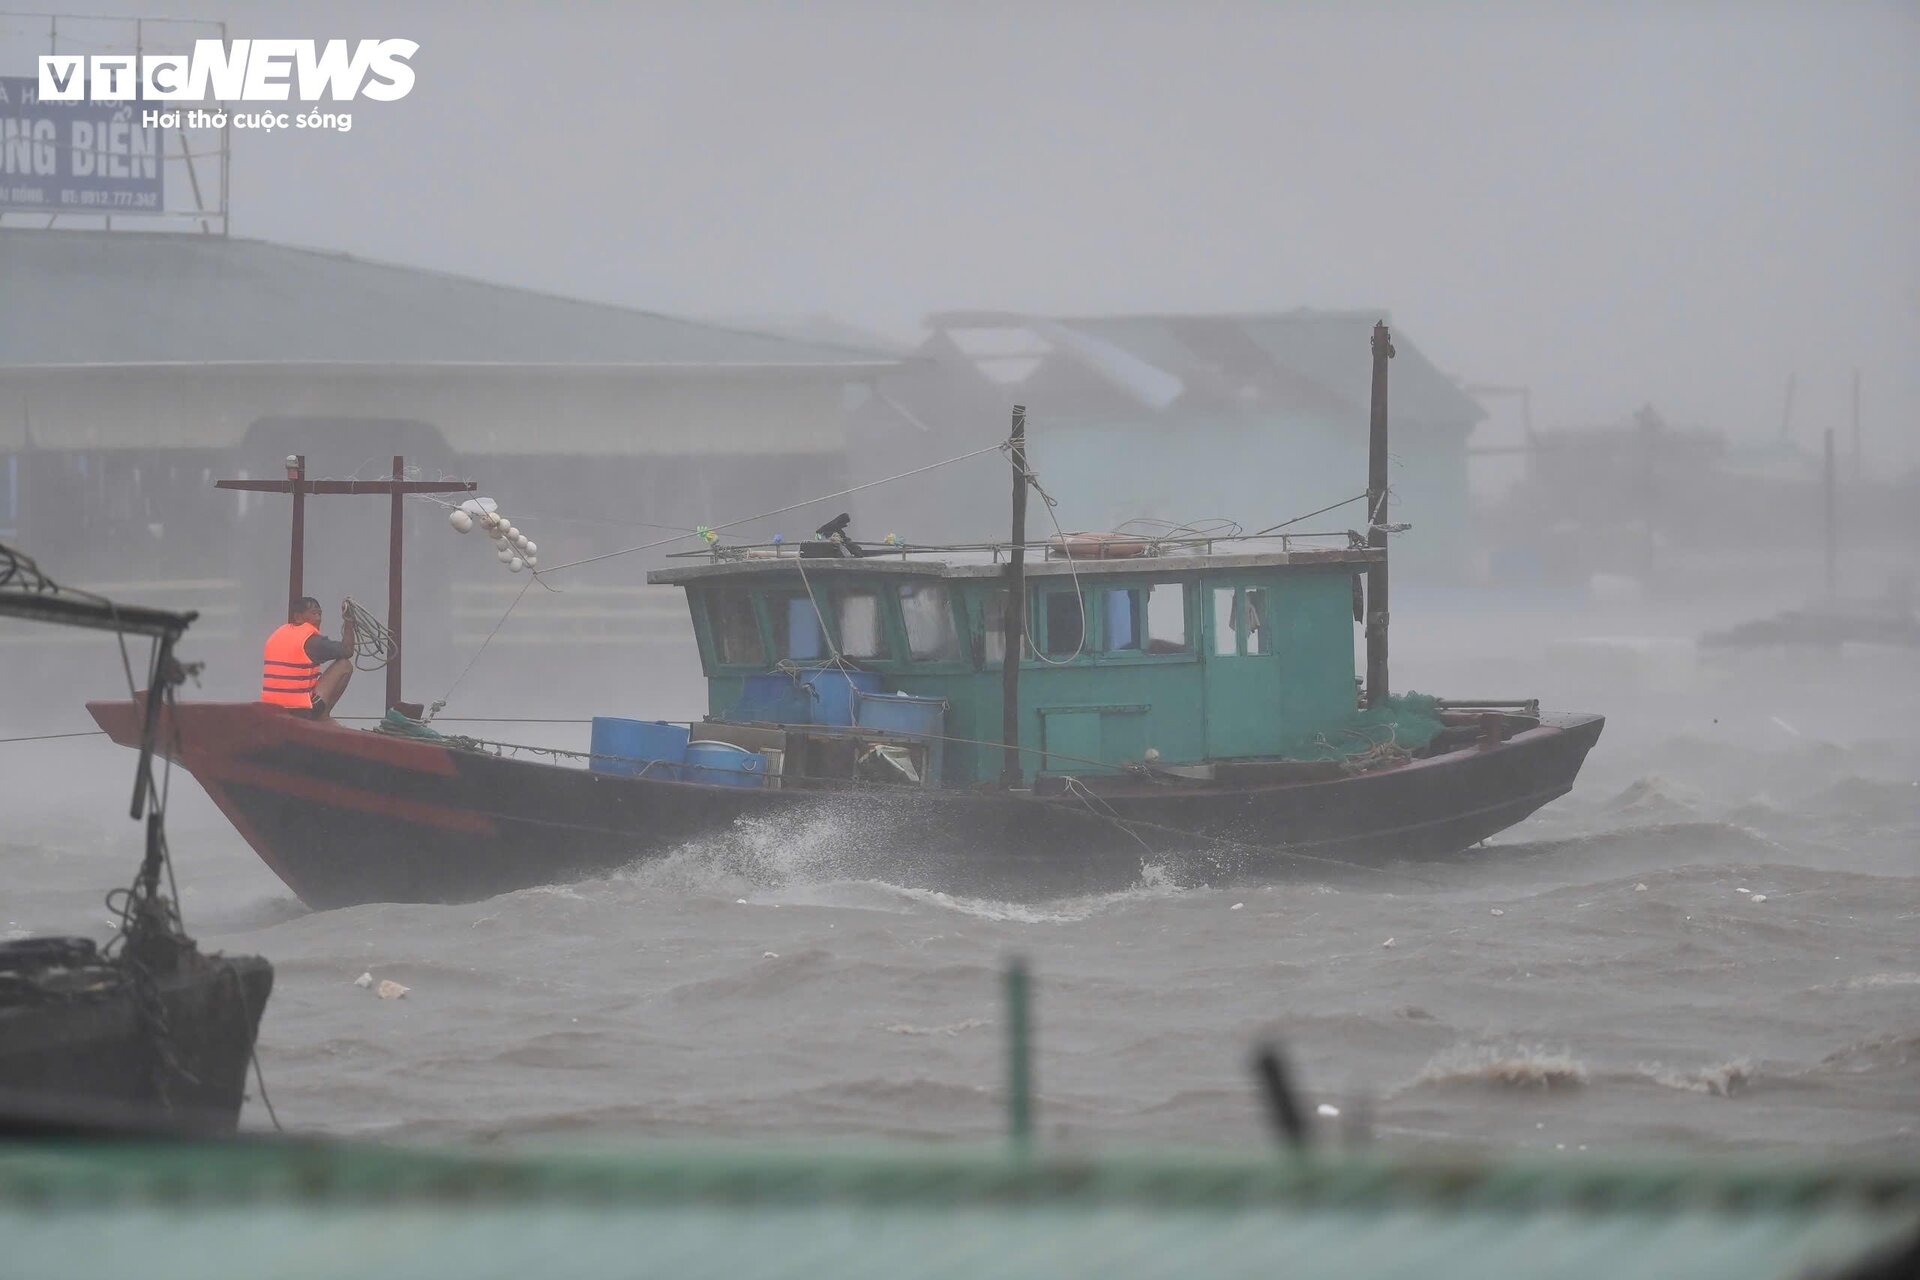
<box><xmin>799</xmin><ymin>668</ymin><xmax>884</xmax><ymax>726</ymax></box>
<box><xmin>590</xmin><ymin>717</ymin><xmax>689</xmax><ymax>780</ymax></box>
<box><xmin>852</xmin><ymin>690</ymin><xmax>948</xmax><ymax>737</ymax></box>
<box><xmin>684</xmin><ymin>740</ymin><xmax>769</xmax><ymax>788</ymax></box>
<box><xmin>852</xmin><ymin>691</ymin><xmax>949</xmax><ymax>784</ymax></box>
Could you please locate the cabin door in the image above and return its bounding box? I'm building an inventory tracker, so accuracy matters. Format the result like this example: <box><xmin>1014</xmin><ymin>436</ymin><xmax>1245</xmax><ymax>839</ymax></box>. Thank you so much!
<box><xmin>1202</xmin><ymin>581</ymin><xmax>1278</xmax><ymax>759</ymax></box>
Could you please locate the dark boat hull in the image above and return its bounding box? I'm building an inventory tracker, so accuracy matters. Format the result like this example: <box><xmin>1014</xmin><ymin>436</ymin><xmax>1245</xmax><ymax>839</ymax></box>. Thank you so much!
<box><xmin>87</xmin><ymin>701</ymin><xmax>1603</xmax><ymax>908</ymax></box>
<box><xmin>0</xmin><ymin>948</ymin><xmax>273</xmax><ymax>1134</ymax></box>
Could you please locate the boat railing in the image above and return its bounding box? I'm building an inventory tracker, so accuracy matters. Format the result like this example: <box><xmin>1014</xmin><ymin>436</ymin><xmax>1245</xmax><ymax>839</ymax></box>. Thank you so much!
<box><xmin>665</xmin><ymin>528</ymin><xmax>1367</xmax><ymax>565</ymax></box>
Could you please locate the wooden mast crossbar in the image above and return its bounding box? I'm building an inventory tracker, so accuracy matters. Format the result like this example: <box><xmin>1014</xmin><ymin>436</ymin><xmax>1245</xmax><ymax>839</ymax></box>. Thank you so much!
<box><xmin>216</xmin><ymin>455</ymin><xmax>475</xmax><ymax>711</ymax></box>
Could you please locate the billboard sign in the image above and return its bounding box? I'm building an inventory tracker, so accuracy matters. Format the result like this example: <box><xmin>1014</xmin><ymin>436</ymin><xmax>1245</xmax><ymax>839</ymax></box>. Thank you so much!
<box><xmin>0</xmin><ymin>75</ymin><xmax>164</xmax><ymax>213</ymax></box>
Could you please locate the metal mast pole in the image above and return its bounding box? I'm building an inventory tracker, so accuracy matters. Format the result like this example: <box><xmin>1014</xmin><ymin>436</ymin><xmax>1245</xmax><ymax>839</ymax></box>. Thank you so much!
<box><xmin>1000</xmin><ymin>407</ymin><xmax>1029</xmax><ymax>788</ymax></box>
<box><xmin>1365</xmin><ymin>323</ymin><xmax>1394</xmax><ymax>709</ymax></box>
<box><xmin>388</xmin><ymin>455</ymin><xmax>405</xmax><ymax>710</ymax></box>
<box><xmin>286</xmin><ymin>455</ymin><xmax>305</xmax><ymax>618</ymax></box>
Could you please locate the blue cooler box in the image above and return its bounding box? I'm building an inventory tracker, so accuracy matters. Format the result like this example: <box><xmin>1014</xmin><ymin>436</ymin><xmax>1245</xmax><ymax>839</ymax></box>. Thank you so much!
<box><xmin>590</xmin><ymin>718</ymin><xmax>689</xmax><ymax>780</ymax></box>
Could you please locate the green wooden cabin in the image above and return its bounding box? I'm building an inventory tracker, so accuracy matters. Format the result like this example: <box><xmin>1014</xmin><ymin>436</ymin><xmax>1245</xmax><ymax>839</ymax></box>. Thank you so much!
<box><xmin>649</xmin><ymin>546</ymin><xmax>1387</xmax><ymax>787</ymax></box>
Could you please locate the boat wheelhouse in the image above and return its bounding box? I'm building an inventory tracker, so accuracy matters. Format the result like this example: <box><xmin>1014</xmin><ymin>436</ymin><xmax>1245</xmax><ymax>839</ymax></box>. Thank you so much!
<box><xmin>654</xmin><ymin>544</ymin><xmax>1405</xmax><ymax>788</ymax></box>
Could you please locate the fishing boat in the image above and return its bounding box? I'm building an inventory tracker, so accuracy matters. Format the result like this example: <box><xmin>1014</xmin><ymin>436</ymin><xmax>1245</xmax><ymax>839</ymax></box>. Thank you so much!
<box><xmin>88</xmin><ymin>323</ymin><xmax>1602</xmax><ymax>910</ymax></box>
<box><xmin>1</xmin><ymin>541</ymin><xmax>272</xmax><ymax>1133</ymax></box>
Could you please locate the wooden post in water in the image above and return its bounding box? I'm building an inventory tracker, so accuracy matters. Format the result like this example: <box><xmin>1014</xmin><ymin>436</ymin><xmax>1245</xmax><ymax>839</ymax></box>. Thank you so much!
<box><xmin>1005</xmin><ymin>956</ymin><xmax>1034</xmax><ymax>1153</ymax></box>
<box><xmin>285</xmin><ymin>455</ymin><xmax>306</xmax><ymax>619</ymax></box>
<box><xmin>1365</xmin><ymin>323</ymin><xmax>1395</xmax><ymax>710</ymax></box>
<box><xmin>1824</xmin><ymin>428</ymin><xmax>1836</xmax><ymax>601</ymax></box>
<box><xmin>1001</xmin><ymin>406</ymin><xmax>1029</xmax><ymax>787</ymax></box>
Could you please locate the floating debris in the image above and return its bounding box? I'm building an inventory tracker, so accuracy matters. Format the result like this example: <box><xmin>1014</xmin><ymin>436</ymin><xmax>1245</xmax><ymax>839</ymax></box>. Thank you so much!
<box><xmin>1490</xmin><ymin>908</ymin><xmax>1506</xmax><ymax>917</ymax></box>
<box><xmin>1382</xmin><ymin>937</ymin><xmax>1396</xmax><ymax>948</ymax></box>
<box><xmin>1230</xmin><ymin>902</ymin><xmax>1245</xmax><ymax>911</ymax></box>
<box><xmin>353</xmin><ymin>972</ymin><xmax>373</xmax><ymax>989</ymax></box>
<box><xmin>376</xmin><ymin>979</ymin><xmax>410</xmax><ymax>1000</ymax></box>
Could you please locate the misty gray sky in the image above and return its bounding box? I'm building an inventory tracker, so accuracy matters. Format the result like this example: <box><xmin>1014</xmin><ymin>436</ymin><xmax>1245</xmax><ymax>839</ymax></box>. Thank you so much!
<box><xmin>17</xmin><ymin>2</ymin><xmax>1920</xmax><ymax>464</ymax></box>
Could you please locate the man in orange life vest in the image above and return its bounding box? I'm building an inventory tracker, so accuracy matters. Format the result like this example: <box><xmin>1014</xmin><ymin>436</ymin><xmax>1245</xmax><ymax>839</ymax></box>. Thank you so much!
<box><xmin>260</xmin><ymin>596</ymin><xmax>356</xmax><ymax>717</ymax></box>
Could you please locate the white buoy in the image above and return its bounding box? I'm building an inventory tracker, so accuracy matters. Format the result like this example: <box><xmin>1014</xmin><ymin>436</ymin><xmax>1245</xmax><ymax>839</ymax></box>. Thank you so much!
<box><xmin>508</xmin><ymin>557</ymin><xmax>525</xmax><ymax>573</ymax></box>
<box><xmin>523</xmin><ymin>540</ymin><xmax>537</xmax><ymax>556</ymax></box>
<box><xmin>513</xmin><ymin>533</ymin><xmax>529</xmax><ymax>550</ymax></box>
<box><xmin>449</xmin><ymin>509</ymin><xmax>473</xmax><ymax>534</ymax></box>
<box><xmin>496</xmin><ymin>547</ymin><xmax>513</xmax><ymax>563</ymax></box>
<box><xmin>525</xmin><ymin>555</ymin><xmax>538</xmax><ymax>568</ymax></box>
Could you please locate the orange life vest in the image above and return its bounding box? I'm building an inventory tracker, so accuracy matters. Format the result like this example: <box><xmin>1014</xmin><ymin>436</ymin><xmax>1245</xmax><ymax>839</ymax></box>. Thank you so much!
<box><xmin>261</xmin><ymin>622</ymin><xmax>321</xmax><ymax>707</ymax></box>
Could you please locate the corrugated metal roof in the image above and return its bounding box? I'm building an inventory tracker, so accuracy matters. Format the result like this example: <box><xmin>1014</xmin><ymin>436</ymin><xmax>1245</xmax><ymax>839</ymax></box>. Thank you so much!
<box><xmin>0</xmin><ymin>229</ymin><xmax>901</xmax><ymax>372</ymax></box>
<box><xmin>926</xmin><ymin>311</ymin><xmax>1485</xmax><ymax>429</ymax></box>
<box><xmin>1068</xmin><ymin>311</ymin><xmax>1487</xmax><ymax>428</ymax></box>
<box><xmin>1</xmin><ymin>1143</ymin><xmax>1914</xmax><ymax>1279</ymax></box>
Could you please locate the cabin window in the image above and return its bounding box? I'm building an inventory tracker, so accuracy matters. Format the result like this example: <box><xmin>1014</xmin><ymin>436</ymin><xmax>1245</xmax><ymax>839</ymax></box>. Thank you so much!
<box><xmin>1244</xmin><ymin>587</ymin><xmax>1273</xmax><ymax>655</ymax></box>
<box><xmin>1209</xmin><ymin>584</ymin><xmax>1275</xmax><ymax>657</ymax></box>
<box><xmin>980</xmin><ymin>589</ymin><xmax>1008</xmax><ymax>666</ymax></box>
<box><xmin>767</xmin><ymin>589</ymin><xmax>828</xmax><ymax>661</ymax></box>
<box><xmin>709</xmin><ymin>590</ymin><xmax>765</xmax><ymax>666</ymax></box>
<box><xmin>1145</xmin><ymin>583</ymin><xmax>1189</xmax><ymax>652</ymax></box>
<box><xmin>898</xmin><ymin>583</ymin><xmax>961</xmax><ymax>662</ymax></box>
<box><xmin>1211</xmin><ymin>587</ymin><xmax>1237</xmax><ymax>656</ymax></box>
<box><xmin>1103</xmin><ymin>589</ymin><xmax>1143</xmax><ymax>652</ymax></box>
<box><xmin>1042</xmin><ymin>590</ymin><xmax>1086</xmax><ymax>658</ymax></box>
<box><xmin>835</xmin><ymin>589</ymin><xmax>890</xmax><ymax>659</ymax></box>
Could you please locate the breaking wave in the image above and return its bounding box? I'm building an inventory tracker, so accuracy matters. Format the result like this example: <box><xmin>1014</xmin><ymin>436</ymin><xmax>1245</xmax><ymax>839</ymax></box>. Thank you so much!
<box><xmin>1407</xmin><ymin>1044</ymin><xmax>1590</xmax><ymax>1091</ymax></box>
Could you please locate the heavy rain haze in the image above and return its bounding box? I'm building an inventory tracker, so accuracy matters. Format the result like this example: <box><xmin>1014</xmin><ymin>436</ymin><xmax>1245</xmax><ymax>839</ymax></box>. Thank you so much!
<box><xmin>17</xmin><ymin>0</ymin><xmax>1919</xmax><ymax>455</ymax></box>
<box><xmin>3</xmin><ymin>1</ymin><xmax>1918</xmax><ymax>1161</ymax></box>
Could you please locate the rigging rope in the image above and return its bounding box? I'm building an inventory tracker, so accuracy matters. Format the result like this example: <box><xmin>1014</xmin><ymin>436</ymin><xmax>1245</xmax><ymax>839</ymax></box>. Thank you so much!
<box><xmin>340</xmin><ymin>597</ymin><xmax>398</xmax><ymax>671</ymax></box>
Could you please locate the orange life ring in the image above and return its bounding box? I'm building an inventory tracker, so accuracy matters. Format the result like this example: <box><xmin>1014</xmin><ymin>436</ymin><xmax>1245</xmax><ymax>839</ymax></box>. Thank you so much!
<box><xmin>1047</xmin><ymin>532</ymin><xmax>1150</xmax><ymax>559</ymax></box>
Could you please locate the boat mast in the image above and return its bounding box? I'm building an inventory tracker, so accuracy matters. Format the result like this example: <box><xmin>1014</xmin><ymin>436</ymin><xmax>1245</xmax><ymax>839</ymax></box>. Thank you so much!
<box><xmin>1365</xmin><ymin>321</ymin><xmax>1395</xmax><ymax>709</ymax></box>
<box><xmin>1001</xmin><ymin>405</ymin><xmax>1029</xmax><ymax>788</ymax></box>
<box><xmin>214</xmin><ymin>459</ymin><xmax>474</xmax><ymax>710</ymax></box>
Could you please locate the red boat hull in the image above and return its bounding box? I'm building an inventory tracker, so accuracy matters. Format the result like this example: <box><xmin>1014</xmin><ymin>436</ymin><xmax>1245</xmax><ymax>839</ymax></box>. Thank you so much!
<box><xmin>88</xmin><ymin>700</ymin><xmax>1603</xmax><ymax>909</ymax></box>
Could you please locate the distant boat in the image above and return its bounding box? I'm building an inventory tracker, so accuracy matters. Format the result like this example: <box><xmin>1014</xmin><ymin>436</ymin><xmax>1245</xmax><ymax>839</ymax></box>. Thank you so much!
<box><xmin>89</xmin><ymin>325</ymin><xmax>1603</xmax><ymax>910</ymax></box>
<box><xmin>2</xmin><ymin>542</ymin><xmax>271</xmax><ymax>1134</ymax></box>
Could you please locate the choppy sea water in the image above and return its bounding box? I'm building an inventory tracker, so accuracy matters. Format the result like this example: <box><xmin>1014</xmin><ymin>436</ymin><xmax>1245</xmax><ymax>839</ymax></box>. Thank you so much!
<box><xmin>4</xmin><ymin>621</ymin><xmax>1917</xmax><ymax>1156</ymax></box>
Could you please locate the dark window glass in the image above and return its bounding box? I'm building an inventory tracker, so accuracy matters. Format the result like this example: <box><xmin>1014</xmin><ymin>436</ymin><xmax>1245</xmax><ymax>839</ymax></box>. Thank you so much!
<box><xmin>709</xmin><ymin>590</ymin><xmax>765</xmax><ymax>665</ymax></box>
<box><xmin>1044</xmin><ymin>591</ymin><xmax>1085</xmax><ymax>658</ymax></box>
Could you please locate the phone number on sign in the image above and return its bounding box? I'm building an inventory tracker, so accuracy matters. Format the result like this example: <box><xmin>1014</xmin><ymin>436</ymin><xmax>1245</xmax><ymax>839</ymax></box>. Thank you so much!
<box><xmin>59</xmin><ymin>189</ymin><xmax>161</xmax><ymax>208</ymax></box>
